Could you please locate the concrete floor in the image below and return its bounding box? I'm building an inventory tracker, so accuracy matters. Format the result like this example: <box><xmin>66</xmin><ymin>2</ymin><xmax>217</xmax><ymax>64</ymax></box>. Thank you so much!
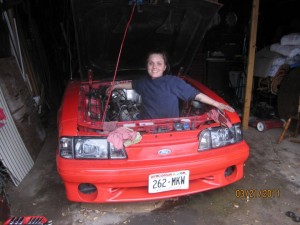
<box><xmin>6</xmin><ymin>115</ymin><xmax>300</xmax><ymax>225</ymax></box>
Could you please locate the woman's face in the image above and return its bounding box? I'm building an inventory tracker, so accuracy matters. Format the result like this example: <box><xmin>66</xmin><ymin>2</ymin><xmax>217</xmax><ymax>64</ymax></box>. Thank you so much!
<box><xmin>147</xmin><ymin>53</ymin><xmax>167</xmax><ymax>79</ymax></box>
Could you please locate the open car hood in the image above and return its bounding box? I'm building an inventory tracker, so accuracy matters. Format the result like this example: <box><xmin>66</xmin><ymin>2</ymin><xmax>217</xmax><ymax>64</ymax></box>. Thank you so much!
<box><xmin>71</xmin><ymin>0</ymin><xmax>222</xmax><ymax>79</ymax></box>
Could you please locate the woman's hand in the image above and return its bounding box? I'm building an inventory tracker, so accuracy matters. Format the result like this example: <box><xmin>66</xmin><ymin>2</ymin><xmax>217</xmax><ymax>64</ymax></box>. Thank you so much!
<box><xmin>195</xmin><ymin>93</ymin><xmax>235</xmax><ymax>112</ymax></box>
<box><xmin>106</xmin><ymin>85</ymin><xmax>115</xmax><ymax>96</ymax></box>
<box><xmin>106</xmin><ymin>82</ymin><xmax>133</xmax><ymax>96</ymax></box>
<box><xmin>214</xmin><ymin>102</ymin><xmax>235</xmax><ymax>112</ymax></box>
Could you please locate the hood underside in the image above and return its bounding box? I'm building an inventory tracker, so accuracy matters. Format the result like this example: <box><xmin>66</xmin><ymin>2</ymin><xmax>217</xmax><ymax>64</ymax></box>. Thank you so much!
<box><xmin>71</xmin><ymin>0</ymin><xmax>222</xmax><ymax>79</ymax></box>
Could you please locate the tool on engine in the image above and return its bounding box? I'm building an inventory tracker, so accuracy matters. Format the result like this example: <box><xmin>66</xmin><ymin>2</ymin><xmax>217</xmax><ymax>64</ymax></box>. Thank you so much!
<box><xmin>129</xmin><ymin>0</ymin><xmax>143</xmax><ymax>12</ymax></box>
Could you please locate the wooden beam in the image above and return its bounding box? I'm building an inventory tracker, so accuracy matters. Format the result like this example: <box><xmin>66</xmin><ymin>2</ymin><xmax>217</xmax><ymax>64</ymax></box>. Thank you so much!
<box><xmin>242</xmin><ymin>0</ymin><xmax>260</xmax><ymax>130</ymax></box>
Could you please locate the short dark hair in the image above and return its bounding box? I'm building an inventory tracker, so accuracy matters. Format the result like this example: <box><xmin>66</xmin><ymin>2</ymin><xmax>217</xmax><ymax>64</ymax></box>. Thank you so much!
<box><xmin>146</xmin><ymin>49</ymin><xmax>170</xmax><ymax>74</ymax></box>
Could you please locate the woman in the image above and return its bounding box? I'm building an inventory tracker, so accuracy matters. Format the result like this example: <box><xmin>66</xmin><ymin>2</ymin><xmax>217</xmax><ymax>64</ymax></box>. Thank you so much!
<box><xmin>109</xmin><ymin>50</ymin><xmax>235</xmax><ymax>119</ymax></box>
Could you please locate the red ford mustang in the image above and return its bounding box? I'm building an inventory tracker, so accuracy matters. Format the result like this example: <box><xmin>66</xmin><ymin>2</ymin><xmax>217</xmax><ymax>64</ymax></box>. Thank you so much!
<box><xmin>57</xmin><ymin>0</ymin><xmax>249</xmax><ymax>203</ymax></box>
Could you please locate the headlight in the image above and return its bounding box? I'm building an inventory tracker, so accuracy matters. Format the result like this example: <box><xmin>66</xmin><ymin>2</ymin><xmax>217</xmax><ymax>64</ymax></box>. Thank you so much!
<box><xmin>59</xmin><ymin>137</ymin><xmax>73</xmax><ymax>158</ymax></box>
<box><xmin>75</xmin><ymin>139</ymin><xmax>108</xmax><ymax>159</ymax></box>
<box><xmin>198</xmin><ymin>123</ymin><xmax>243</xmax><ymax>151</ymax></box>
<box><xmin>59</xmin><ymin>137</ymin><xmax>127</xmax><ymax>159</ymax></box>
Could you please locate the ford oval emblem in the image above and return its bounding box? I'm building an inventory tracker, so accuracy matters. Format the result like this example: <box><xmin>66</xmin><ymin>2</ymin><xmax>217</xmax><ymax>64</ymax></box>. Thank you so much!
<box><xmin>158</xmin><ymin>149</ymin><xmax>172</xmax><ymax>155</ymax></box>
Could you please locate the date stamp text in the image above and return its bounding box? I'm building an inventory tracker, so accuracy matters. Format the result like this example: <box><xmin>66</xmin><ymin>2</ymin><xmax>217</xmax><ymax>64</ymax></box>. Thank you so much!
<box><xmin>235</xmin><ymin>189</ymin><xmax>280</xmax><ymax>198</ymax></box>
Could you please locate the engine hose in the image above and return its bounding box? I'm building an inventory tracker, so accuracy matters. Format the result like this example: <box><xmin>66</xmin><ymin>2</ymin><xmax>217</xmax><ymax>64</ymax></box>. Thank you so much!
<box><xmin>101</xmin><ymin>2</ymin><xmax>137</xmax><ymax>123</ymax></box>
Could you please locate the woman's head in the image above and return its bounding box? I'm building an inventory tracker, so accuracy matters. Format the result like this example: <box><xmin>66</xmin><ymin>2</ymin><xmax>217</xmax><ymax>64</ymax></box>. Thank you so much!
<box><xmin>146</xmin><ymin>50</ymin><xmax>170</xmax><ymax>79</ymax></box>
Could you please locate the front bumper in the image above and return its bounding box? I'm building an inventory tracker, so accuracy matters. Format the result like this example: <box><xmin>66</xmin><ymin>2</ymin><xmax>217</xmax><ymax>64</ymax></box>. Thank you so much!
<box><xmin>57</xmin><ymin>141</ymin><xmax>249</xmax><ymax>202</ymax></box>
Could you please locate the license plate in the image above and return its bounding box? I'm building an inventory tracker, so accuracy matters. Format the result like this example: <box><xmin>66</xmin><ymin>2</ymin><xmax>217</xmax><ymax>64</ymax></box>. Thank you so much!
<box><xmin>148</xmin><ymin>170</ymin><xmax>189</xmax><ymax>193</ymax></box>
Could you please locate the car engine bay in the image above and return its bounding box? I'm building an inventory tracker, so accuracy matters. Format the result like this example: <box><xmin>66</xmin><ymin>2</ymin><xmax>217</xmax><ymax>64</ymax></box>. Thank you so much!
<box><xmin>78</xmin><ymin>81</ymin><xmax>212</xmax><ymax>133</ymax></box>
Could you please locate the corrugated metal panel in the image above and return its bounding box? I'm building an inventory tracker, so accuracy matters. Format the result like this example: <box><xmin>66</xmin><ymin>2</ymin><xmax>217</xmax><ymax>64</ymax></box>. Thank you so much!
<box><xmin>0</xmin><ymin>87</ymin><xmax>34</xmax><ymax>186</ymax></box>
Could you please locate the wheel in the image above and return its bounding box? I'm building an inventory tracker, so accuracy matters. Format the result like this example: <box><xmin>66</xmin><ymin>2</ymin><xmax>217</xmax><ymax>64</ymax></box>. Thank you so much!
<box><xmin>256</xmin><ymin>121</ymin><xmax>265</xmax><ymax>132</ymax></box>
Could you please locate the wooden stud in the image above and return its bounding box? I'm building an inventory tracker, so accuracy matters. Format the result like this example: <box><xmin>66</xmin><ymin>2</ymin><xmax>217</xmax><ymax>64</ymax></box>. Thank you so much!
<box><xmin>242</xmin><ymin>0</ymin><xmax>260</xmax><ymax>130</ymax></box>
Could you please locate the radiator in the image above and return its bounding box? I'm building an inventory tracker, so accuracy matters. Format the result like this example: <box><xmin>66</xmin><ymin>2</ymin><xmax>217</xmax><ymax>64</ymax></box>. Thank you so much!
<box><xmin>0</xmin><ymin>87</ymin><xmax>34</xmax><ymax>186</ymax></box>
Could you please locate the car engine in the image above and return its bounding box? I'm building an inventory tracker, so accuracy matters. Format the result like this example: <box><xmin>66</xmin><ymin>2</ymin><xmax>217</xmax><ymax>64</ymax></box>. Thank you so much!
<box><xmin>82</xmin><ymin>86</ymin><xmax>142</xmax><ymax>122</ymax></box>
<box><xmin>80</xmin><ymin>82</ymin><xmax>210</xmax><ymax>129</ymax></box>
<box><xmin>107</xmin><ymin>89</ymin><xmax>142</xmax><ymax>121</ymax></box>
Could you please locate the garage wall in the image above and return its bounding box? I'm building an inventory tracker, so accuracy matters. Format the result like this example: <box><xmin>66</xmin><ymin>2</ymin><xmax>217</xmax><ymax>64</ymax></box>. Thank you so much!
<box><xmin>0</xmin><ymin>58</ymin><xmax>46</xmax><ymax>161</ymax></box>
<box><xmin>0</xmin><ymin>87</ymin><xmax>34</xmax><ymax>186</ymax></box>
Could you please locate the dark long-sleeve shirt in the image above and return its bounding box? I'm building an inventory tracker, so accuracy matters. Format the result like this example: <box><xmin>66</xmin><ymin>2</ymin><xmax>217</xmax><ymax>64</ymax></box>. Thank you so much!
<box><xmin>132</xmin><ymin>75</ymin><xmax>200</xmax><ymax>119</ymax></box>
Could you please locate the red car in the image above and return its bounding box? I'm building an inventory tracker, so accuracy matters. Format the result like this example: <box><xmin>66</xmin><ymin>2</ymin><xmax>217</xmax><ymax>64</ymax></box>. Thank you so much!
<box><xmin>57</xmin><ymin>0</ymin><xmax>249</xmax><ymax>203</ymax></box>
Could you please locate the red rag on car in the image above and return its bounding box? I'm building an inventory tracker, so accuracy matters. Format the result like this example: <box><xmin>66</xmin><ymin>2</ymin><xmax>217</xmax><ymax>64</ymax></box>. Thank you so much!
<box><xmin>0</xmin><ymin>108</ymin><xmax>6</xmax><ymax>128</ymax></box>
<box><xmin>107</xmin><ymin>127</ymin><xmax>138</xmax><ymax>149</ymax></box>
<box><xmin>208</xmin><ymin>108</ymin><xmax>232</xmax><ymax>128</ymax></box>
<box><xmin>0</xmin><ymin>108</ymin><xmax>5</xmax><ymax>120</ymax></box>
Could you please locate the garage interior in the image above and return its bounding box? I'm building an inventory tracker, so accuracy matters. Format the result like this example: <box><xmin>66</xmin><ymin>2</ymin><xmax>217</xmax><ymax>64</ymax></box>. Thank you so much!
<box><xmin>0</xmin><ymin>0</ymin><xmax>300</xmax><ymax>224</ymax></box>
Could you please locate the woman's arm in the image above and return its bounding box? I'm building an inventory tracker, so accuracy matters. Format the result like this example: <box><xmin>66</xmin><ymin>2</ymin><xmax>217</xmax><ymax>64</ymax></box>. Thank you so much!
<box><xmin>106</xmin><ymin>81</ymin><xmax>133</xmax><ymax>95</ymax></box>
<box><xmin>195</xmin><ymin>93</ymin><xmax>235</xmax><ymax>112</ymax></box>
<box><xmin>114</xmin><ymin>82</ymin><xmax>132</xmax><ymax>90</ymax></box>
